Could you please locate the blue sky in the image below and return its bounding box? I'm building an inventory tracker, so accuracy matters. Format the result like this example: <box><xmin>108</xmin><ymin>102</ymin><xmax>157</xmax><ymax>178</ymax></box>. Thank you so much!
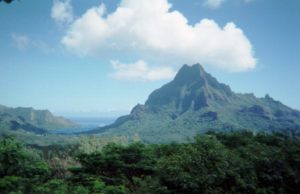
<box><xmin>0</xmin><ymin>0</ymin><xmax>299</xmax><ymax>117</ymax></box>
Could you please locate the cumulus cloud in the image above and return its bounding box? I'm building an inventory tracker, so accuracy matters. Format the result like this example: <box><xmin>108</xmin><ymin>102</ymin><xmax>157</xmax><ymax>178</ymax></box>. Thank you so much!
<box><xmin>110</xmin><ymin>60</ymin><xmax>175</xmax><ymax>81</ymax></box>
<box><xmin>51</xmin><ymin>0</ymin><xmax>73</xmax><ymax>24</ymax></box>
<box><xmin>203</xmin><ymin>0</ymin><xmax>226</xmax><ymax>9</ymax></box>
<box><xmin>61</xmin><ymin>0</ymin><xmax>256</xmax><ymax>72</ymax></box>
<box><xmin>11</xmin><ymin>33</ymin><xmax>30</xmax><ymax>50</ymax></box>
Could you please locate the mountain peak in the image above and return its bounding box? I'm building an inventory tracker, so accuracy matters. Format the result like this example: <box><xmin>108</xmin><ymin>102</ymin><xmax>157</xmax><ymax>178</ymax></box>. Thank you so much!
<box><xmin>88</xmin><ymin>63</ymin><xmax>300</xmax><ymax>143</ymax></box>
<box><xmin>173</xmin><ymin>63</ymin><xmax>232</xmax><ymax>95</ymax></box>
<box><xmin>145</xmin><ymin>64</ymin><xmax>233</xmax><ymax>111</ymax></box>
<box><xmin>173</xmin><ymin>63</ymin><xmax>207</xmax><ymax>85</ymax></box>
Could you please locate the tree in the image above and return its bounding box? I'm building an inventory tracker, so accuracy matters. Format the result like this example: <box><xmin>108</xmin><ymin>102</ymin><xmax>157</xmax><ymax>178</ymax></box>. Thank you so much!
<box><xmin>157</xmin><ymin>135</ymin><xmax>231</xmax><ymax>193</ymax></box>
<box><xmin>0</xmin><ymin>0</ymin><xmax>15</xmax><ymax>4</ymax></box>
<box><xmin>0</xmin><ymin>136</ymin><xmax>50</xmax><ymax>193</ymax></box>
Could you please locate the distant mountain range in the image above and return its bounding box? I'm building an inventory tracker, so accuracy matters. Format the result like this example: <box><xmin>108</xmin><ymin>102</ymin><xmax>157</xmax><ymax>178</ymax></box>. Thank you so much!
<box><xmin>0</xmin><ymin>105</ymin><xmax>78</xmax><ymax>134</ymax></box>
<box><xmin>86</xmin><ymin>63</ymin><xmax>300</xmax><ymax>143</ymax></box>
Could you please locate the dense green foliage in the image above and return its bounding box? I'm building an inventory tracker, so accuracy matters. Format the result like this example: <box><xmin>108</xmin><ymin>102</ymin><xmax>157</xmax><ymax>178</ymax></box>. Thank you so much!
<box><xmin>0</xmin><ymin>131</ymin><xmax>300</xmax><ymax>193</ymax></box>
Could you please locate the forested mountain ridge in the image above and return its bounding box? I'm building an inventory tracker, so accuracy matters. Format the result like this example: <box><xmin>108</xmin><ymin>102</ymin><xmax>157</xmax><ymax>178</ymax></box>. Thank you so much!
<box><xmin>0</xmin><ymin>105</ymin><xmax>78</xmax><ymax>134</ymax></box>
<box><xmin>86</xmin><ymin>63</ymin><xmax>300</xmax><ymax>143</ymax></box>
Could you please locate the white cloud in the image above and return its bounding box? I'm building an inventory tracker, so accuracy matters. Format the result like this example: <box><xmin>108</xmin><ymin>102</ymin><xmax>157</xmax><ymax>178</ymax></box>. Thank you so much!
<box><xmin>61</xmin><ymin>0</ymin><xmax>256</xmax><ymax>72</ymax></box>
<box><xmin>203</xmin><ymin>0</ymin><xmax>254</xmax><ymax>9</ymax></box>
<box><xmin>11</xmin><ymin>33</ymin><xmax>30</xmax><ymax>50</ymax></box>
<box><xmin>110</xmin><ymin>60</ymin><xmax>175</xmax><ymax>81</ymax></box>
<box><xmin>203</xmin><ymin>0</ymin><xmax>226</xmax><ymax>9</ymax></box>
<box><xmin>51</xmin><ymin>0</ymin><xmax>73</xmax><ymax>24</ymax></box>
<box><xmin>11</xmin><ymin>33</ymin><xmax>55</xmax><ymax>53</ymax></box>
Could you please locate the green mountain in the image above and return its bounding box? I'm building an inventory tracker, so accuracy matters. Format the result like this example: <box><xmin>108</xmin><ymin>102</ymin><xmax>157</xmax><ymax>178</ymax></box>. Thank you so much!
<box><xmin>87</xmin><ymin>63</ymin><xmax>300</xmax><ymax>143</ymax></box>
<box><xmin>0</xmin><ymin>105</ymin><xmax>78</xmax><ymax>134</ymax></box>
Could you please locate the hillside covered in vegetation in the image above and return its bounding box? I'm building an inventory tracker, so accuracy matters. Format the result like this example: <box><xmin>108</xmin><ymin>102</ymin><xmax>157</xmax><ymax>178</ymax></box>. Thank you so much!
<box><xmin>0</xmin><ymin>105</ymin><xmax>78</xmax><ymax>134</ymax></box>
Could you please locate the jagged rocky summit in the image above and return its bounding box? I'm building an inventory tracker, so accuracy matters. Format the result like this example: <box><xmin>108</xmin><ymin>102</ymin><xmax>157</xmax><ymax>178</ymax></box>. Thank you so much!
<box><xmin>86</xmin><ymin>63</ymin><xmax>300</xmax><ymax>143</ymax></box>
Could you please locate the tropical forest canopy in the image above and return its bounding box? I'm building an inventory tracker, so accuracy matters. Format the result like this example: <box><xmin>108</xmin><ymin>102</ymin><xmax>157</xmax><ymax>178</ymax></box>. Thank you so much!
<box><xmin>1</xmin><ymin>131</ymin><xmax>299</xmax><ymax>193</ymax></box>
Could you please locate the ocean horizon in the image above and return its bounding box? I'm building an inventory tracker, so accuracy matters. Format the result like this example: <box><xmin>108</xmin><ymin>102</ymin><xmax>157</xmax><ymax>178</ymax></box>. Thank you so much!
<box><xmin>51</xmin><ymin>117</ymin><xmax>116</xmax><ymax>134</ymax></box>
